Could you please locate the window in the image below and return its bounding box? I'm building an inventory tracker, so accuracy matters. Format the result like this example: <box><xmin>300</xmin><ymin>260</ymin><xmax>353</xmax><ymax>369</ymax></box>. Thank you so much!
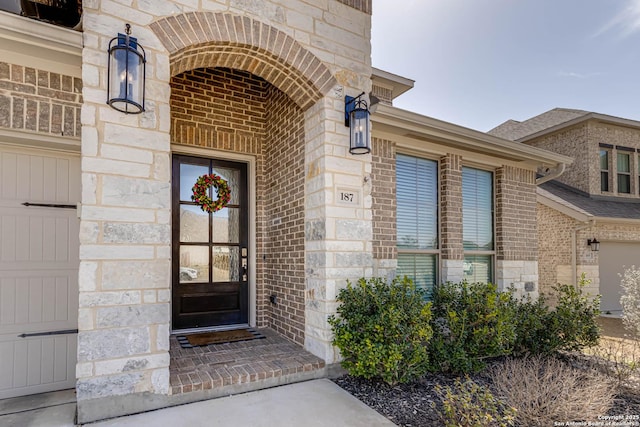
<box><xmin>617</xmin><ymin>152</ymin><xmax>631</xmax><ymax>194</ymax></box>
<box><xmin>396</xmin><ymin>154</ymin><xmax>438</xmax><ymax>294</ymax></box>
<box><xmin>600</xmin><ymin>149</ymin><xmax>610</xmax><ymax>192</ymax></box>
<box><xmin>462</xmin><ymin>167</ymin><xmax>494</xmax><ymax>283</ymax></box>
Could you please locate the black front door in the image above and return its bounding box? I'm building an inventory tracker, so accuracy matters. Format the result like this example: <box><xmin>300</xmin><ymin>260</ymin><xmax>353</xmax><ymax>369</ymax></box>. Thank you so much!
<box><xmin>172</xmin><ymin>155</ymin><xmax>249</xmax><ymax>330</ymax></box>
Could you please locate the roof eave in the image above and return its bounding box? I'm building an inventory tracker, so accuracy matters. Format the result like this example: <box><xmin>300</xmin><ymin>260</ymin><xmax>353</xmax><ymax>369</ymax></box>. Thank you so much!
<box><xmin>372</xmin><ymin>104</ymin><xmax>574</xmax><ymax>167</ymax></box>
<box><xmin>518</xmin><ymin>113</ymin><xmax>640</xmax><ymax>143</ymax></box>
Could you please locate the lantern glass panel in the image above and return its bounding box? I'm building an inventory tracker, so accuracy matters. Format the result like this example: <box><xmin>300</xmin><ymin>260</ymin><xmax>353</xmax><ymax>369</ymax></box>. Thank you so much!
<box><xmin>349</xmin><ymin>108</ymin><xmax>370</xmax><ymax>154</ymax></box>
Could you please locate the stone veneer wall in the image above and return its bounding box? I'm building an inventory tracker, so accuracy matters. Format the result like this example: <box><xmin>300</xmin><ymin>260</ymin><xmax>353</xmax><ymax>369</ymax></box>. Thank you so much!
<box><xmin>264</xmin><ymin>84</ymin><xmax>306</xmax><ymax>344</ymax></box>
<box><xmin>78</xmin><ymin>1</ymin><xmax>371</xmax><ymax>417</ymax></box>
<box><xmin>0</xmin><ymin>62</ymin><xmax>81</xmax><ymax>138</ymax></box>
<box><xmin>371</xmin><ymin>137</ymin><xmax>396</xmax><ymax>277</ymax></box>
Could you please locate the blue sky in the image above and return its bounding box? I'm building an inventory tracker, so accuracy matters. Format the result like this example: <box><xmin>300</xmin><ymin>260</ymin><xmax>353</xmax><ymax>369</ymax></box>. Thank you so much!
<box><xmin>371</xmin><ymin>0</ymin><xmax>640</xmax><ymax>132</ymax></box>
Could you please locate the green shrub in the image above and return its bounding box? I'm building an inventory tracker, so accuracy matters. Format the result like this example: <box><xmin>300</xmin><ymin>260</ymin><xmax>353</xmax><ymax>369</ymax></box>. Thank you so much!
<box><xmin>328</xmin><ymin>276</ymin><xmax>432</xmax><ymax>385</ymax></box>
<box><xmin>428</xmin><ymin>282</ymin><xmax>516</xmax><ymax>374</ymax></box>
<box><xmin>510</xmin><ymin>274</ymin><xmax>600</xmax><ymax>356</ymax></box>
<box><xmin>435</xmin><ymin>377</ymin><xmax>516</xmax><ymax>427</ymax></box>
<box><xmin>553</xmin><ymin>274</ymin><xmax>601</xmax><ymax>351</ymax></box>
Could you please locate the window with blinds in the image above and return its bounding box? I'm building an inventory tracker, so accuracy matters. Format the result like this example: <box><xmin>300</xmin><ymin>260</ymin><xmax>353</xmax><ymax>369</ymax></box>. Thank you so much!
<box><xmin>462</xmin><ymin>167</ymin><xmax>494</xmax><ymax>283</ymax></box>
<box><xmin>396</xmin><ymin>154</ymin><xmax>438</xmax><ymax>294</ymax></box>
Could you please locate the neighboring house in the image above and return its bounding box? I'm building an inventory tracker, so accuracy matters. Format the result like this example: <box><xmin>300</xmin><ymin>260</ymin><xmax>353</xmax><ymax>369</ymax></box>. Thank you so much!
<box><xmin>0</xmin><ymin>1</ymin><xmax>569</xmax><ymax>423</ymax></box>
<box><xmin>490</xmin><ymin>108</ymin><xmax>640</xmax><ymax>313</ymax></box>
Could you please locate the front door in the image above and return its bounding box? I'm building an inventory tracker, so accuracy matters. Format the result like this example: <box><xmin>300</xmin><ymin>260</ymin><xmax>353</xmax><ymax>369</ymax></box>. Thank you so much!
<box><xmin>172</xmin><ymin>155</ymin><xmax>249</xmax><ymax>330</ymax></box>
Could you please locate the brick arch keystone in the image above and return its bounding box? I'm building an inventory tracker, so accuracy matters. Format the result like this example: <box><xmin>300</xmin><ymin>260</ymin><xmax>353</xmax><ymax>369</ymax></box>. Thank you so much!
<box><xmin>150</xmin><ymin>12</ymin><xmax>337</xmax><ymax>111</ymax></box>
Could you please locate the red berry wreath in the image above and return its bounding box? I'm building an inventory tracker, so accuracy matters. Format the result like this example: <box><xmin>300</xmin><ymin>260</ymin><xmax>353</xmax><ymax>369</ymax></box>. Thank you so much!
<box><xmin>191</xmin><ymin>174</ymin><xmax>231</xmax><ymax>213</ymax></box>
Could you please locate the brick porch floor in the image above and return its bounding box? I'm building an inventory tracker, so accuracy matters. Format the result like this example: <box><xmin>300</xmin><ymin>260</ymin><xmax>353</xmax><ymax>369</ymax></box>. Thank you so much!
<box><xmin>169</xmin><ymin>328</ymin><xmax>326</xmax><ymax>395</ymax></box>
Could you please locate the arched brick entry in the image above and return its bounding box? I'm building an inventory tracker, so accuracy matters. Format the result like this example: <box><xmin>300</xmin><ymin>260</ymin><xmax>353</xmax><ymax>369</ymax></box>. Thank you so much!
<box><xmin>150</xmin><ymin>12</ymin><xmax>337</xmax><ymax>110</ymax></box>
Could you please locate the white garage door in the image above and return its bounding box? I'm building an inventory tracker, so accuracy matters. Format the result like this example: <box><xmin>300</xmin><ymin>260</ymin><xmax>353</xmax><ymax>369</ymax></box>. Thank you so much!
<box><xmin>0</xmin><ymin>145</ymin><xmax>80</xmax><ymax>399</ymax></box>
<box><xmin>599</xmin><ymin>241</ymin><xmax>640</xmax><ymax>315</ymax></box>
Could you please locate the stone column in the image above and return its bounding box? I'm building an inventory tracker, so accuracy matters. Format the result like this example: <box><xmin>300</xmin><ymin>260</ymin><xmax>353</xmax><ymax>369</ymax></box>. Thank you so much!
<box><xmin>76</xmin><ymin>0</ymin><xmax>173</xmax><ymax>411</ymax></box>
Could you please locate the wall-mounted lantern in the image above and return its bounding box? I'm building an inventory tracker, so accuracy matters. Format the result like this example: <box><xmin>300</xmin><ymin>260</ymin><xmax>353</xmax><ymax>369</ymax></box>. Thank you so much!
<box><xmin>587</xmin><ymin>238</ymin><xmax>600</xmax><ymax>252</ymax></box>
<box><xmin>345</xmin><ymin>92</ymin><xmax>371</xmax><ymax>155</ymax></box>
<box><xmin>107</xmin><ymin>23</ymin><xmax>146</xmax><ymax>114</ymax></box>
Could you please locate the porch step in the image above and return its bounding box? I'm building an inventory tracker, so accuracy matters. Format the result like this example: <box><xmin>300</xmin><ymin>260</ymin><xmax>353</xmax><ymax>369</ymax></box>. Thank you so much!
<box><xmin>168</xmin><ymin>328</ymin><xmax>327</xmax><ymax>403</ymax></box>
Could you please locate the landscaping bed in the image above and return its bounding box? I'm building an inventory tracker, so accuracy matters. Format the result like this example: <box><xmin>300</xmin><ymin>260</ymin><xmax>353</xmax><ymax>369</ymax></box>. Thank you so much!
<box><xmin>334</xmin><ymin>356</ymin><xmax>640</xmax><ymax>427</ymax></box>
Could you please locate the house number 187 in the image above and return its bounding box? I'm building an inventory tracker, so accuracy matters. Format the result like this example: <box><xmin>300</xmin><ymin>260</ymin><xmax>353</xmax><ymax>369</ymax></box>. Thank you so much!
<box><xmin>340</xmin><ymin>192</ymin><xmax>354</xmax><ymax>202</ymax></box>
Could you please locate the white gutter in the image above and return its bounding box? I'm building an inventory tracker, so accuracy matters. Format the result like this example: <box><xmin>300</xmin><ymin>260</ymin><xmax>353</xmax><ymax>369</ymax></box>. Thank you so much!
<box><xmin>536</xmin><ymin>163</ymin><xmax>567</xmax><ymax>185</ymax></box>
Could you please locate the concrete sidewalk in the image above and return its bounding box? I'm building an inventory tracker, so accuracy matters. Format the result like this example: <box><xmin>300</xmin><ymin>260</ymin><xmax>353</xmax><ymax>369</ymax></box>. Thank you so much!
<box><xmin>89</xmin><ymin>379</ymin><xmax>395</xmax><ymax>427</ymax></box>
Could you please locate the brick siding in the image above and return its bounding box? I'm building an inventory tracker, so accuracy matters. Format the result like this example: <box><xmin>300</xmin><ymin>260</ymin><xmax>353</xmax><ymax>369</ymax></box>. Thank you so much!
<box><xmin>151</xmin><ymin>12</ymin><xmax>337</xmax><ymax>112</ymax></box>
<box><xmin>495</xmin><ymin>166</ymin><xmax>537</xmax><ymax>261</ymax></box>
<box><xmin>337</xmin><ymin>0</ymin><xmax>372</xmax><ymax>14</ymax></box>
<box><xmin>170</xmin><ymin>67</ymin><xmax>305</xmax><ymax>344</ymax></box>
<box><xmin>440</xmin><ymin>154</ymin><xmax>463</xmax><ymax>260</ymax></box>
<box><xmin>0</xmin><ymin>62</ymin><xmax>81</xmax><ymax>138</ymax></box>
<box><xmin>371</xmin><ymin>137</ymin><xmax>396</xmax><ymax>260</ymax></box>
<box><xmin>264</xmin><ymin>85</ymin><xmax>305</xmax><ymax>344</ymax></box>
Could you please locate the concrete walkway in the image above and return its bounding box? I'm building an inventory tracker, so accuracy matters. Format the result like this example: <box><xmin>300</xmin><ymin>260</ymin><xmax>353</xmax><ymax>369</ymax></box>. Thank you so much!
<box><xmin>1</xmin><ymin>380</ymin><xmax>396</xmax><ymax>427</ymax></box>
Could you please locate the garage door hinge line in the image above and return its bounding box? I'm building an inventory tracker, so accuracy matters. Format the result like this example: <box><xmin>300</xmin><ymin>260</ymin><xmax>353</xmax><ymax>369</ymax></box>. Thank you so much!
<box><xmin>22</xmin><ymin>202</ymin><xmax>77</xmax><ymax>209</ymax></box>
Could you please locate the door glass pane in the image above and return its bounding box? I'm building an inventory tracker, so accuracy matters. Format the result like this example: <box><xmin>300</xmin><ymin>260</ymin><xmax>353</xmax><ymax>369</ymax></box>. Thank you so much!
<box><xmin>397</xmin><ymin>253</ymin><xmax>436</xmax><ymax>296</ymax></box>
<box><xmin>180</xmin><ymin>205</ymin><xmax>208</xmax><ymax>242</ymax></box>
<box><xmin>179</xmin><ymin>246</ymin><xmax>209</xmax><ymax>283</ymax></box>
<box><xmin>212</xmin><ymin>246</ymin><xmax>240</xmax><ymax>282</ymax></box>
<box><xmin>212</xmin><ymin>166</ymin><xmax>241</xmax><ymax>205</ymax></box>
<box><xmin>463</xmin><ymin>255</ymin><xmax>493</xmax><ymax>284</ymax></box>
<box><xmin>180</xmin><ymin>163</ymin><xmax>209</xmax><ymax>201</ymax></box>
<box><xmin>212</xmin><ymin>207</ymin><xmax>239</xmax><ymax>243</ymax></box>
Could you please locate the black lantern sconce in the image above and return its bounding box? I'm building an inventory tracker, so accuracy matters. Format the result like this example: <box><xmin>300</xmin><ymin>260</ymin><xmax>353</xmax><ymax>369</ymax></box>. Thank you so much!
<box><xmin>587</xmin><ymin>238</ymin><xmax>600</xmax><ymax>252</ymax></box>
<box><xmin>107</xmin><ymin>24</ymin><xmax>146</xmax><ymax>114</ymax></box>
<box><xmin>345</xmin><ymin>92</ymin><xmax>371</xmax><ymax>155</ymax></box>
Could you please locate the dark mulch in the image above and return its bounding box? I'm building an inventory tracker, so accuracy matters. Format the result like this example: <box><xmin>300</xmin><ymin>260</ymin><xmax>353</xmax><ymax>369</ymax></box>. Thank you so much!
<box><xmin>333</xmin><ymin>357</ymin><xmax>640</xmax><ymax>427</ymax></box>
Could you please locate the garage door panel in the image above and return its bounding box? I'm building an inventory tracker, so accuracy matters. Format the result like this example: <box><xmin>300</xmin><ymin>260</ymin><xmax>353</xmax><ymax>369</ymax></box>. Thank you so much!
<box><xmin>0</xmin><ymin>334</ymin><xmax>76</xmax><ymax>399</ymax></box>
<box><xmin>0</xmin><ymin>150</ymin><xmax>77</xmax><ymax>204</ymax></box>
<box><xmin>0</xmin><ymin>143</ymin><xmax>79</xmax><ymax>399</ymax></box>
<box><xmin>0</xmin><ymin>271</ymin><xmax>77</xmax><ymax>333</ymax></box>
<box><xmin>0</xmin><ymin>209</ymin><xmax>78</xmax><ymax>267</ymax></box>
<box><xmin>599</xmin><ymin>242</ymin><xmax>640</xmax><ymax>314</ymax></box>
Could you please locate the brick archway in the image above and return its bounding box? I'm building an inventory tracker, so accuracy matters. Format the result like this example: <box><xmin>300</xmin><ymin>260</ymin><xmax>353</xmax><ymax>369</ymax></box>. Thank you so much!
<box><xmin>150</xmin><ymin>12</ymin><xmax>337</xmax><ymax>111</ymax></box>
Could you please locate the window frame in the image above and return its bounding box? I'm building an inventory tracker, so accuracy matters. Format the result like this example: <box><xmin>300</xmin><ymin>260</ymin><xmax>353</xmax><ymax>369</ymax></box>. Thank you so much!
<box><xmin>600</xmin><ymin>147</ymin><xmax>610</xmax><ymax>193</ymax></box>
<box><xmin>395</xmin><ymin>152</ymin><xmax>440</xmax><ymax>292</ymax></box>
<box><xmin>461</xmin><ymin>165</ymin><xmax>495</xmax><ymax>284</ymax></box>
<box><xmin>617</xmin><ymin>151</ymin><xmax>631</xmax><ymax>194</ymax></box>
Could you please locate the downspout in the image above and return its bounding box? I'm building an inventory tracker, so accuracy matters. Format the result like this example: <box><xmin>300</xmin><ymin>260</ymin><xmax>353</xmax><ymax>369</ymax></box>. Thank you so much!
<box><xmin>536</xmin><ymin>163</ymin><xmax>566</xmax><ymax>185</ymax></box>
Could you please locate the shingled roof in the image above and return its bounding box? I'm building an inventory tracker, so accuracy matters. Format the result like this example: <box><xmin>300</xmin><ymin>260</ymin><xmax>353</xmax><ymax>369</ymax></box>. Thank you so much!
<box><xmin>539</xmin><ymin>180</ymin><xmax>640</xmax><ymax>220</ymax></box>
<box><xmin>488</xmin><ymin>108</ymin><xmax>590</xmax><ymax>141</ymax></box>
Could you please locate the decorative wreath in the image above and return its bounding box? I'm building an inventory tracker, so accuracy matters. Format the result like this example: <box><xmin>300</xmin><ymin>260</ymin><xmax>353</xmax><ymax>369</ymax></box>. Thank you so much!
<box><xmin>191</xmin><ymin>174</ymin><xmax>231</xmax><ymax>213</ymax></box>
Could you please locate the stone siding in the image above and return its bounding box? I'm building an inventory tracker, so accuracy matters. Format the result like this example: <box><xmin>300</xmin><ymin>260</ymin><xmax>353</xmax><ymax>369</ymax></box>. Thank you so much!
<box><xmin>0</xmin><ymin>61</ymin><xmax>81</xmax><ymax>138</ymax></box>
<box><xmin>79</xmin><ymin>1</ymin><xmax>372</xmax><ymax>416</ymax></box>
